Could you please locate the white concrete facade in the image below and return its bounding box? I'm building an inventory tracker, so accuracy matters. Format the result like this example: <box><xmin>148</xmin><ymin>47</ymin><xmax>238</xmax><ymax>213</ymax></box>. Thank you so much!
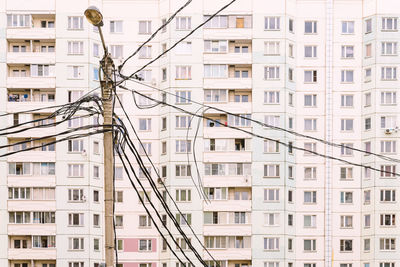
<box><xmin>1</xmin><ymin>0</ymin><xmax>400</xmax><ymax>267</ymax></box>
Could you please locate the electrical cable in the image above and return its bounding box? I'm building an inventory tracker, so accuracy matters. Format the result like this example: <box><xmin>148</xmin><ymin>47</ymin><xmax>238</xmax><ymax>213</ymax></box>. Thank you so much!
<box><xmin>116</xmin><ymin>0</ymin><xmax>239</xmax><ymax>86</ymax></box>
<box><xmin>118</xmin><ymin>0</ymin><xmax>192</xmax><ymax>72</ymax></box>
<box><xmin>120</xmin><ymin>79</ymin><xmax>400</xmax><ymax>164</ymax></box>
<box><xmin>123</xmin><ymin>87</ymin><xmax>400</xmax><ymax>177</ymax></box>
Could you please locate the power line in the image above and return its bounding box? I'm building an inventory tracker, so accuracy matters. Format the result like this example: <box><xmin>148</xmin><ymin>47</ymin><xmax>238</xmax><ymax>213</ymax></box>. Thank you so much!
<box><xmin>116</xmin><ymin>0</ymin><xmax>239</xmax><ymax>86</ymax></box>
<box><xmin>120</xmin><ymin>78</ymin><xmax>400</xmax><ymax>164</ymax></box>
<box><xmin>123</xmin><ymin>86</ymin><xmax>400</xmax><ymax>177</ymax></box>
<box><xmin>117</xmin><ymin>0</ymin><xmax>192</xmax><ymax>72</ymax></box>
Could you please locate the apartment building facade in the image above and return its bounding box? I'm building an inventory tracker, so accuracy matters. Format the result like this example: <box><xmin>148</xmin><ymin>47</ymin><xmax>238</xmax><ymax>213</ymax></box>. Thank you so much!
<box><xmin>1</xmin><ymin>0</ymin><xmax>399</xmax><ymax>267</ymax></box>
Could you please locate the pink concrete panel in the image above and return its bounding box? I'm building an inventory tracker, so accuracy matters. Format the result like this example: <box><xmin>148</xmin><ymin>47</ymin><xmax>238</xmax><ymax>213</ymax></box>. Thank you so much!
<box><xmin>123</xmin><ymin>238</ymin><xmax>138</xmax><ymax>252</ymax></box>
<box><xmin>123</xmin><ymin>263</ymin><xmax>138</xmax><ymax>267</ymax></box>
<box><xmin>151</xmin><ymin>238</ymin><xmax>157</xmax><ymax>252</ymax></box>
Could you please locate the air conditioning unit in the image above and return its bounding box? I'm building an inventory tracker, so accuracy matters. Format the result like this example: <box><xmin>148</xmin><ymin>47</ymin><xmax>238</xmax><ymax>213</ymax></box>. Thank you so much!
<box><xmin>385</xmin><ymin>127</ymin><xmax>398</xmax><ymax>134</ymax></box>
<box><xmin>157</xmin><ymin>177</ymin><xmax>164</xmax><ymax>184</ymax></box>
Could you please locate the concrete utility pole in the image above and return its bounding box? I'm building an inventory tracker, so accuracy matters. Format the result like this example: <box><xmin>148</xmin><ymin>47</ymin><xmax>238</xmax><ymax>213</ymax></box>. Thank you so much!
<box><xmin>84</xmin><ymin>6</ymin><xmax>115</xmax><ymax>267</ymax></box>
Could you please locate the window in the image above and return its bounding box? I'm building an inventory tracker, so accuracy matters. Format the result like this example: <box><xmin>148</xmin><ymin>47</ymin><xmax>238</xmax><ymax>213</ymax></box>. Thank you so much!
<box><xmin>7</xmin><ymin>14</ymin><xmax>31</xmax><ymax>27</ymax></box>
<box><xmin>380</xmin><ymin>238</ymin><xmax>396</xmax><ymax>250</ymax></box>
<box><xmin>304</xmin><ymin>119</ymin><xmax>317</xmax><ymax>131</ymax></box>
<box><xmin>68</xmin><ymin>66</ymin><xmax>83</xmax><ymax>79</ymax></box>
<box><xmin>304</xmin><ymin>191</ymin><xmax>317</xmax><ymax>203</ymax></box>
<box><xmin>265</xmin><ymin>42</ymin><xmax>280</xmax><ymax>55</ymax></box>
<box><xmin>138</xmin><ymin>142</ymin><xmax>151</xmax><ymax>156</ymax></box>
<box><xmin>304</xmin><ymin>142</ymin><xmax>317</xmax><ymax>155</ymax></box>
<box><xmin>288</xmin><ymin>214</ymin><xmax>294</xmax><ymax>226</ymax></box>
<box><xmin>380</xmin><ymin>263</ymin><xmax>395</xmax><ymax>267</ymax></box>
<box><xmin>340</xmin><ymin>192</ymin><xmax>353</xmax><ymax>204</ymax></box>
<box><xmin>341</xmin><ymin>70</ymin><xmax>354</xmax><ymax>83</ymax></box>
<box><xmin>139</xmin><ymin>21</ymin><xmax>151</xmax><ymax>34</ymax></box>
<box><xmin>364</xmin><ymin>190</ymin><xmax>371</xmax><ymax>204</ymax></box>
<box><xmin>382</xmin><ymin>17</ymin><xmax>398</xmax><ymax>31</ymax></box>
<box><xmin>69</xmin><ymin>263</ymin><xmax>84</xmax><ymax>267</ymax></box>
<box><xmin>227</xmin><ymin>114</ymin><xmax>251</xmax><ymax>127</ymax></box>
<box><xmin>138</xmin><ymin>45</ymin><xmax>152</xmax><ymax>58</ymax></box>
<box><xmin>68</xmin><ymin>139</ymin><xmax>84</xmax><ymax>152</ymax></box>
<box><xmin>305</xmin><ymin>21</ymin><xmax>317</xmax><ymax>33</ymax></box>
<box><xmin>340</xmin><ymin>239</ymin><xmax>353</xmax><ymax>252</ymax></box>
<box><xmin>365</xmin><ymin>43</ymin><xmax>372</xmax><ymax>57</ymax></box>
<box><xmin>380</xmin><ymin>214</ymin><xmax>396</xmax><ymax>226</ymax></box>
<box><xmin>67</xmin><ymin>42</ymin><xmax>83</xmax><ymax>56</ymax></box>
<box><xmin>116</xmin><ymin>191</ymin><xmax>123</xmax><ymax>203</ymax></box>
<box><xmin>381</xmin><ymin>92</ymin><xmax>397</xmax><ymax>105</ymax></box>
<box><xmin>93</xmin><ymin>190</ymin><xmax>99</xmax><ymax>202</ymax></box>
<box><xmin>264</xmin><ymin>66</ymin><xmax>280</xmax><ymax>80</ymax></box>
<box><xmin>115</xmin><ymin>215</ymin><xmax>123</xmax><ymax>227</ymax></box>
<box><xmin>381</xmin><ymin>116</ymin><xmax>397</xmax><ymax>128</ymax></box>
<box><xmin>204</xmin><ymin>15</ymin><xmax>228</xmax><ymax>28</ymax></box>
<box><xmin>68</xmin><ymin>213</ymin><xmax>84</xmax><ymax>226</ymax></box>
<box><xmin>68</xmin><ymin>91</ymin><xmax>83</xmax><ymax>103</ymax></box>
<box><xmin>176</xmin><ymin>213</ymin><xmax>192</xmax><ymax>225</ymax></box>
<box><xmin>364</xmin><ymin>214</ymin><xmax>371</xmax><ymax>228</ymax></box>
<box><xmin>139</xmin><ymin>215</ymin><xmax>151</xmax><ymax>227</ymax></box>
<box><xmin>204</xmin><ymin>40</ymin><xmax>228</xmax><ymax>53</ymax></box>
<box><xmin>265</xmin><ymin>17</ymin><xmax>280</xmax><ymax>30</ymax></box>
<box><xmin>68</xmin><ymin>164</ymin><xmax>84</xmax><ymax>177</ymax></box>
<box><xmin>304</xmin><ymin>167</ymin><xmax>317</xmax><ymax>180</ymax></box>
<box><xmin>176</xmin><ymin>164</ymin><xmax>191</xmax><ymax>177</ymax></box>
<box><xmin>263</xmin><ymin>164</ymin><xmax>280</xmax><ymax>177</ymax></box>
<box><xmin>304</xmin><ymin>94</ymin><xmax>317</xmax><ymax>107</ymax></box>
<box><xmin>382</xmin><ymin>42</ymin><xmax>397</xmax><ymax>55</ymax></box>
<box><xmin>289</xmin><ymin>18</ymin><xmax>294</xmax><ymax>32</ymax></box>
<box><xmin>381</xmin><ymin>141</ymin><xmax>396</xmax><ymax>153</ymax></box>
<box><xmin>139</xmin><ymin>118</ymin><xmax>151</xmax><ymax>131</ymax></box>
<box><xmin>264</xmin><ymin>189</ymin><xmax>279</xmax><ymax>202</ymax></box>
<box><xmin>304</xmin><ymin>70</ymin><xmax>317</xmax><ymax>83</ymax></box>
<box><xmin>341</xmin><ymin>95</ymin><xmax>354</xmax><ymax>107</ymax></box>
<box><xmin>137</xmin><ymin>69</ymin><xmax>151</xmax><ymax>82</ymax></box>
<box><xmin>109</xmin><ymin>45</ymin><xmax>123</xmax><ymax>59</ymax></box>
<box><xmin>340</xmin><ymin>167</ymin><xmax>353</xmax><ymax>179</ymax></box>
<box><xmin>341</xmin><ymin>143</ymin><xmax>354</xmax><ymax>156</ymax></box>
<box><xmin>380</xmin><ymin>189</ymin><xmax>396</xmax><ymax>202</ymax></box>
<box><xmin>68</xmin><ymin>237</ymin><xmax>84</xmax><ymax>250</ymax></box>
<box><xmin>264</xmin><ymin>91</ymin><xmax>280</xmax><ymax>104</ymax></box>
<box><xmin>175</xmin><ymin>140</ymin><xmax>191</xmax><ymax>153</ymax></box>
<box><xmin>289</xmin><ymin>44</ymin><xmax>294</xmax><ymax>57</ymax></box>
<box><xmin>341</xmin><ymin>46</ymin><xmax>354</xmax><ymax>58</ymax></box>
<box><xmin>176</xmin><ymin>189</ymin><xmax>191</xmax><ymax>202</ymax></box>
<box><xmin>68</xmin><ymin>189</ymin><xmax>84</xmax><ymax>202</ymax></box>
<box><xmin>288</xmin><ymin>190</ymin><xmax>293</xmax><ymax>202</ymax></box>
<box><xmin>8</xmin><ymin>187</ymin><xmax>31</xmax><ymax>200</ymax></box>
<box><xmin>138</xmin><ymin>191</ymin><xmax>151</xmax><ymax>204</ymax></box>
<box><xmin>110</xmin><ymin>20</ymin><xmax>123</xmax><ymax>33</ymax></box>
<box><xmin>380</xmin><ymin>165</ymin><xmax>396</xmax><ymax>178</ymax></box>
<box><xmin>31</xmin><ymin>64</ymin><xmax>54</xmax><ymax>77</ymax></box>
<box><xmin>342</xmin><ymin>21</ymin><xmax>355</xmax><ymax>34</ymax></box>
<box><xmin>264</xmin><ymin>213</ymin><xmax>279</xmax><ymax>226</ymax></box>
<box><xmin>264</xmin><ymin>140</ymin><xmax>279</xmax><ymax>153</ymax></box>
<box><xmin>304</xmin><ymin>239</ymin><xmax>316</xmax><ymax>252</ymax></box>
<box><xmin>264</xmin><ymin>237</ymin><xmax>279</xmax><ymax>250</ymax></box>
<box><xmin>93</xmin><ymin>214</ymin><xmax>100</xmax><ymax>227</ymax></box>
<box><xmin>175</xmin><ymin>238</ymin><xmax>191</xmax><ymax>250</ymax></box>
<box><xmin>94</xmin><ymin>238</ymin><xmax>100</xmax><ymax>251</ymax></box>
<box><xmin>176</xmin><ymin>66</ymin><xmax>191</xmax><ymax>79</ymax></box>
<box><xmin>365</xmin><ymin>93</ymin><xmax>371</xmax><ymax>106</ymax></box>
<box><xmin>204</xmin><ymin>64</ymin><xmax>227</xmax><ymax>78</ymax></box>
<box><xmin>304</xmin><ymin>45</ymin><xmax>317</xmax><ymax>58</ymax></box>
<box><xmin>115</xmin><ymin>167</ymin><xmax>123</xmax><ymax>180</ymax></box>
<box><xmin>381</xmin><ymin>67</ymin><xmax>397</xmax><ymax>80</ymax></box>
<box><xmin>139</xmin><ymin>239</ymin><xmax>152</xmax><ymax>251</ymax></box>
<box><xmin>9</xmin><ymin>212</ymin><xmax>31</xmax><ymax>224</ymax></box>
<box><xmin>365</xmin><ymin>19</ymin><xmax>372</xmax><ymax>33</ymax></box>
<box><xmin>341</xmin><ymin>119</ymin><xmax>354</xmax><ymax>131</ymax></box>
<box><xmin>68</xmin><ymin>16</ymin><xmax>83</xmax><ymax>30</ymax></box>
<box><xmin>304</xmin><ymin>215</ymin><xmax>316</xmax><ymax>228</ymax></box>
<box><xmin>176</xmin><ymin>16</ymin><xmax>191</xmax><ymax>30</ymax></box>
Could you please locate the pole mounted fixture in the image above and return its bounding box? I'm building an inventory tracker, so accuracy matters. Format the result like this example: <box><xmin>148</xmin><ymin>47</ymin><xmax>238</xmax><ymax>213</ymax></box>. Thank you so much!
<box><xmin>84</xmin><ymin>5</ymin><xmax>114</xmax><ymax>267</ymax></box>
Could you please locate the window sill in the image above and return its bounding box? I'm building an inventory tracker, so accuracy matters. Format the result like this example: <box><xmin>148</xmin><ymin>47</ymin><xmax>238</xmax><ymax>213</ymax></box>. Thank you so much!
<box><xmin>67</xmin><ymin>28</ymin><xmax>84</xmax><ymax>31</ymax></box>
<box><xmin>341</xmin><ymin>57</ymin><xmax>355</xmax><ymax>60</ymax></box>
<box><xmin>264</xmin><ymin>29</ymin><xmax>281</xmax><ymax>31</ymax></box>
<box><xmin>381</xmin><ymin>29</ymin><xmax>398</xmax><ymax>32</ymax></box>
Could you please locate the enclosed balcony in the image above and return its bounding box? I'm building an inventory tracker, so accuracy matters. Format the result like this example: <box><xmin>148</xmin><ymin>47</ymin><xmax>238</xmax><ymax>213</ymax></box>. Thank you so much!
<box><xmin>7</xmin><ymin>112</ymin><xmax>56</xmax><ymax>138</ymax></box>
<box><xmin>203</xmin><ymin>211</ymin><xmax>251</xmax><ymax>235</ymax></box>
<box><xmin>7</xmin><ymin>64</ymin><xmax>55</xmax><ymax>88</ymax></box>
<box><xmin>7</xmin><ymin>40</ymin><xmax>56</xmax><ymax>64</ymax></box>
<box><xmin>204</xmin><ymin>64</ymin><xmax>252</xmax><ymax>89</ymax></box>
<box><xmin>203</xmin><ymin>236</ymin><xmax>252</xmax><ymax>260</ymax></box>
<box><xmin>203</xmin><ymin>89</ymin><xmax>252</xmax><ymax>114</ymax></box>
<box><xmin>7</xmin><ymin>137</ymin><xmax>56</xmax><ymax>162</ymax></box>
<box><xmin>203</xmin><ymin>15</ymin><xmax>252</xmax><ymax>39</ymax></box>
<box><xmin>7</xmin><ymin>14</ymin><xmax>55</xmax><ymax>39</ymax></box>
<box><xmin>7</xmin><ymin>89</ymin><xmax>55</xmax><ymax>112</ymax></box>
<box><xmin>9</xmin><ymin>260</ymin><xmax>56</xmax><ymax>267</ymax></box>
<box><xmin>203</xmin><ymin>114</ymin><xmax>252</xmax><ymax>139</ymax></box>
<box><xmin>8</xmin><ymin>235</ymin><xmax>56</xmax><ymax>260</ymax></box>
<box><xmin>204</xmin><ymin>40</ymin><xmax>252</xmax><ymax>64</ymax></box>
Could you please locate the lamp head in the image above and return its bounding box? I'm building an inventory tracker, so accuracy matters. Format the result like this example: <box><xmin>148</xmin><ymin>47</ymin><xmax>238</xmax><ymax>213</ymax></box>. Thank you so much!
<box><xmin>84</xmin><ymin>6</ymin><xmax>103</xmax><ymax>26</ymax></box>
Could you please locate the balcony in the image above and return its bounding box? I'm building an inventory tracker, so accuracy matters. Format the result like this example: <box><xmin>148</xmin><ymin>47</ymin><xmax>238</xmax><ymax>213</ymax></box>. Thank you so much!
<box><xmin>203</xmin><ymin>28</ymin><xmax>252</xmax><ymax>40</ymax></box>
<box><xmin>203</xmin><ymin>126</ymin><xmax>252</xmax><ymax>139</ymax></box>
<box><xmin>204</xmin><ymin>224</ymin><xmax>251</xmax><ymax>236</ymax></box>
<box><xmin>204</xmin><ymin>77</ymin><xmax>251</xmax><ymax>89</ymax></box>
<box><xmin>7</xmin><ymin>27</ymin><xmax>55</xmax><ymax>40</ymax></box>
<box><xmin>204</xmin><ymin>52</ymin><xmax>251</xmax><ymax>65</ymax></box>
<box><xmin>204</xmin><ymin>40</ymin><xmax>252</xmax><ymax>64</ymax></box>
<box><xmin>8</xmin><ymin>248</ymin><xmax>56</xmax><ymax>260</ymax></box>
<box><xmin>203</xmin><ymin>199</ymin><xmax>251</xmax><ymax>211</ymax></box>
<box><xmin>204</xmin><ymin>102</ymin><xmax>252</xmax><ymax>114</ymax></box>
<box><xmin>8</xmin><ymin>223</ymin><xmax>56</xmax><ymax>236</ymax></box>
<box><xmin>6</xmin><ymin>126</ymin><xmax>56</xmax><ymax>139</ymax></box>
<box><xmin>7</xmin><ymin>52</ymin><xmax>55</xmax><ymax>64</ymax></box>
<box><xmin>8</xmin><ymin>176</ymin><xmax>56</xmax><ymax>188</ymax></box>
<box><xmin>7</xmin><ymin>76</ymin><xmax>55</xmax><ymax>89</ymax></box>
<box><xmin>204</xmin><ymin>175</ymin><xmax>251</xmax><ymax>187</ymax></box>
<box><xmin>8</xmin><ymin>200</ymin><xmax>56</xmax><ymax>211</ymax></box>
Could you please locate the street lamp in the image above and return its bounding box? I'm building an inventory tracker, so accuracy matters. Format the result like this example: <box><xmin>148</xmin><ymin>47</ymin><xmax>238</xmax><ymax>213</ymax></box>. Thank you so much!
<box><xmin>84</xmin><ymin>6</ymin><xmax>107</xmax><ymax>53</ymax></box>
<box><xmin>84</xmin><ymin>5</ymin><xmax>114</xmax><ymax>267</ymax></box>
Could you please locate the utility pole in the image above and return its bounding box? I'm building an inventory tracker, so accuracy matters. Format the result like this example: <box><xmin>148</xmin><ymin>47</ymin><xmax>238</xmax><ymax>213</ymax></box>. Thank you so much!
<box><xmin>84</xmin><ymin>6</ymin><xmax>115</xmax><ymax>267</ymax></box>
